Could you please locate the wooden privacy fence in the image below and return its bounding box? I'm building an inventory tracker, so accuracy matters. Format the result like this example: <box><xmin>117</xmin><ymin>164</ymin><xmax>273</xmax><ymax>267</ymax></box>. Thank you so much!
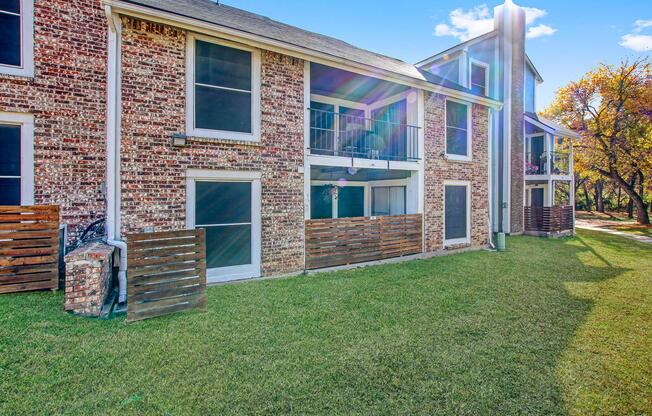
<box><xmin>524</xmin><ymin>206</ymin><xmax>574</xmax><ymax>233</ymax></box>
<box><xmin>126</xmin><ymin>229</ymin><xmax>207</xmax><ymax>322</ymax></box>
<box><xmin>305</xmin><ymin>214</ymin><xmax>423</xmax><ymax>269</ymax></box>
<box><xmin>0</xmin><ymin>206</ymin><xmax>60</xmax><ymax>294</ymax></box>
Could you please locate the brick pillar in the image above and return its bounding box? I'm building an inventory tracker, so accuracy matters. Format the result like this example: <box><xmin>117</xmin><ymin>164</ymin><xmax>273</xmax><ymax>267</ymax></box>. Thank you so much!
<box><xmin>64</xmin><ymin>242</ymin><xmax>114</xmax><ymax>317</ymax></box>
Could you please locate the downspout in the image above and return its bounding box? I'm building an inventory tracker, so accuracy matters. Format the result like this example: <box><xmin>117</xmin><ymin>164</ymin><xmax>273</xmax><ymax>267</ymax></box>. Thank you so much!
<box><xmin>487</xmin><ymin>107</ymin><xmax>495</xmax><ymax>249</ymax></box>
<box><xmin>104</xmin><ymin>6</ymin><xmax>127</xmax><ymax>304</ymax></box>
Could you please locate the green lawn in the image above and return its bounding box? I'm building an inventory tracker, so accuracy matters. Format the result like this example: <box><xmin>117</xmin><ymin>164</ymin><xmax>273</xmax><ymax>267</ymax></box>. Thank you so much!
<box><xmin>1</xmin><ymin>230</ymin><xmax>650</xmax><ymax>415</ymax></box>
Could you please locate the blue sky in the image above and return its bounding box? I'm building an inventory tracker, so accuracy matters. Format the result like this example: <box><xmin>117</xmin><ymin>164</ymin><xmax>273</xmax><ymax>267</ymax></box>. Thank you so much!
<box><xmin>223</xmin><ymin>0</ymin><xmax>651</xmax><ymax>110</ymax></box>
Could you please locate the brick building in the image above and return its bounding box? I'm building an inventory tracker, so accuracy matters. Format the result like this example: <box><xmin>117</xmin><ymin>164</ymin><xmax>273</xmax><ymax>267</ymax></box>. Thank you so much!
<box><xmin>1</xmin><ymin>0</ymin><xmax>576</xmax><ymax>300</ymax></box>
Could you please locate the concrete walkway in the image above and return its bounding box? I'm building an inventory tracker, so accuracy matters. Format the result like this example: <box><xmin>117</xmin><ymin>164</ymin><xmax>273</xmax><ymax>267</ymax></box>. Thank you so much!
<box><xmin>576</xmin><ymin>220</ymin><xmax>652</xmax><ymax>245</ymax></box>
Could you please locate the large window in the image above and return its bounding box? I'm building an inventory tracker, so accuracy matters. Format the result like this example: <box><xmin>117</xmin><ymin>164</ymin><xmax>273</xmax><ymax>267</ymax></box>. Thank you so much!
<box><xmin>187</xmin><ymin>35</ymin><xmax>260</xmax><ymax>141</ymax></box>
<box><xmin>444</xmin><ymin>182</ymin><xmax>470</xmax><ymax>245</ymax></box>
<box><xmin>469</xmin><ymin>61</ymin><xmax>489</xmax><ymax>96</ymax></box>
<box><xmin>445</xmin><ymin>99</ymin><xmax>471</xmax><ymax>160</ymax></box>
<box><xmin>372</xmin><ymin>186</ymin><xmax>406</xmax><ymax>216</ymax></box>
<box><xmin>0</xmin><ymin>0</ymin><xmax>34</xmax><ymax>77</ymax></box>
<box><xmin>0</xmin><ymin>113</ymin><xmax>34</xmax><ymax>205</ymax></box>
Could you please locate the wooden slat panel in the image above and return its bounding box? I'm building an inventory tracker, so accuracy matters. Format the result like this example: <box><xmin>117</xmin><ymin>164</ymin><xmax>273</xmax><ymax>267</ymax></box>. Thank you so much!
<box><xmin>126</xmin><ymin>229</ymin><xmax>206</xmax><ymax>322</ymax></box>
<box><xmin>525</xmin><ymin>206</ymin><xmax>574</xmax><ymax>233</ymax></box>
<box><xmin>305</xmin><ymin>214</ymin><xmax>423</xmax><ymax>269</ymax></box>
<box><xmin>0</xmin><ymin>206</ymin><xmax>60</xmax><ymax>294</ymax></box>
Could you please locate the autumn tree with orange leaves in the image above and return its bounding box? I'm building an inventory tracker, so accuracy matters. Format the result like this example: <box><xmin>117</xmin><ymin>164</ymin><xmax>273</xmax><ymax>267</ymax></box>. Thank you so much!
<box><xmin>543</xmin><ymin>59</ymin><xmax>652</xmax><ymax>224</ymax></box>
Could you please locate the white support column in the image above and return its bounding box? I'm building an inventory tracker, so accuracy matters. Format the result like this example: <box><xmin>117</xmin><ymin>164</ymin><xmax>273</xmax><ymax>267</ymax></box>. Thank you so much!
<box><xmin>545</xmin><ymin>133</ymin><xmax>553</xmax><ymax>175</ymax></box>
<box><xmin>570</xmin><ymin>139</ymin><xmax>576</xmax><ymax>233</ymax></box>
<box><xmin>547</xmin><ymin>179</ymin><xmax>554</xmax><ymax>207</ymax></box>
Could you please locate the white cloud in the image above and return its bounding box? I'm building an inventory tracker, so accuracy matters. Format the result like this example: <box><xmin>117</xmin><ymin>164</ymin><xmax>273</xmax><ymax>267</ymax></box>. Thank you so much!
<box><xmin>434</xmin><ymin>5</ymin><xmax>494</xmax><ymax>42</ymax></box>
<box><xmin>634</xmin><ymin>19</ymin><xmax>652</xmax><ymax>32</ymax></box>
<box><xmin>620</xmin><ymin>19</ymin><xmax>652</xmax><ymax>51</ymax></box>
<box><xmin>434</xmin><ymin>4</ymin><xmax>555</xmax><ymax>42</ymax></box>
<box><xmin>620</xmin><ymin>34</ymin><xmax>652</xmax><ymax>52</ymax></box>
<box><xmin>521</xmin><ymin>7</ymin><xmax>547</xmax><ymax>25</ymax></box>
<box><xmin>526</xmin><ymin>24</ymin><xmax>557</xmax><ymax>39</ymax></box>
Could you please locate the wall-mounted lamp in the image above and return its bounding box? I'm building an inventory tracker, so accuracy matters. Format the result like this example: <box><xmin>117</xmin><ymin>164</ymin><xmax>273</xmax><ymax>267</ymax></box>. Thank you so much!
<box><xmin>172</xmin><ymin>133</ymin><xmax>187</xmax><ymax>147</ymax></box>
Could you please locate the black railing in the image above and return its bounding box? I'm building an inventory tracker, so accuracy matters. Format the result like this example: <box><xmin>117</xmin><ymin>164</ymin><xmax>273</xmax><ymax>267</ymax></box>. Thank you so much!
<box><xmin>309</xmin><ymin>108</ymin><xmax>420</xmax><ymax>161</ymax></box>
<box><xmin>525</xmin><ymin>151</ymin><xmax>570</xmax><ymax>175</ymax></box>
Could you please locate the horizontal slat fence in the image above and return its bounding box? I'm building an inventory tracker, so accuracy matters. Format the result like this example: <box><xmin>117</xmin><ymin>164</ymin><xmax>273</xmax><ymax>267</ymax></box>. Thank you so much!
<box><xmin>126</xmin><ymin>229</ymin><xmax>206</xmax><ymax>322</ymax></box>
<box><xmin>0</xmin><ymin>206</ymin><xmax>60</xmax><ymax>294</ymax></box>
<box><xmin>524</xmin><ymin>206</ymin><xmax>574</xmax><ymax>233</ymax></box>
<box><xmin>306</xmin><ymin>214</ymin><xmax>423</xmax><ymax>269</ymax></box>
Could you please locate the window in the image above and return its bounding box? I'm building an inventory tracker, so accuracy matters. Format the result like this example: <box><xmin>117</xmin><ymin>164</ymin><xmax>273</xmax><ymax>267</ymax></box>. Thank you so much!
<box><xmin>337</xmin><ymin>186</ymin><xmax>364</xmax><ymax>218</ymax></box>
<box><xmin>445</xmin><ymin>99</ymin><xmax>471</xmax><ymax>160</ymax></box>
<box><xmin>372</xmin><ymin>186</ymin><xmax>406</xmax><ymax>216</ymax></box>
<box><xmin>0</xmin><ymin>113</ymin><xmax>34</xmax><ymax>205</ymax></box>
<box><xmin>469</xmin><ymin>61</ymin><xmax>489</xmax><ymax>96</ymax></box>
<box><xmin>444</xmin><ymin>182</ymin><xmax>470</xmax><ymax>245</ymax></box>
<box><xmin>187</xmin><ymin>35</ymin><xmax>260</xmax><ymax>141</ymax></box>
<box><xmin>186</xmin><ymin>170</ymin><xmax>261</xmax><ymax>283</ymax></box>
<box><xmin>0</xmin><ymin>0</ymin><xmax>34</xmax><ymax>77</ymax></box>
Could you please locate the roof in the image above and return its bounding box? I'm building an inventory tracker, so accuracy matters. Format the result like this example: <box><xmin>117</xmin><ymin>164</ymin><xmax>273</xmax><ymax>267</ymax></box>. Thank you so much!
<box><xmin>525</xmin><ymin>54</ymin><xmax>544</xmax><ymax>83</ymax></box>
<box><xmin>111</xmin><ymin>0</ymin><xmax>499</xmax><ymax>103</ymax></box>
<box><xmin>415</xmin><ymin>30</ymin><xmax>498</xmax><ymax>67</ymax></box>
<box><xmin>525</xmin><ymin>112</ymin><xmax>580</xmax><ymax>139</ymax></box>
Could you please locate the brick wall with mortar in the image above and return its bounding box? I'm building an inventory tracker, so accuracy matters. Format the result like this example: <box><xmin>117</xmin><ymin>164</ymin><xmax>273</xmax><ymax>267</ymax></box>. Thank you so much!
<box><xmin>423</xmin><ymin>93</ymin><xmax>490</xmax><ymax>252</ymax></box>
<box><xmin>118</xmin><ymin>17</ymin><xmax>305</xmax><ymax>276</ymax></box>
<box><xmin>64</xmin><ymin>242</ymin><xmax>114</xmax><ymax>316</ymax></box>
<box><xmin>0</xmin><ymin>0</ymin><xmax>107</xmax><ymax>242</ymax></box>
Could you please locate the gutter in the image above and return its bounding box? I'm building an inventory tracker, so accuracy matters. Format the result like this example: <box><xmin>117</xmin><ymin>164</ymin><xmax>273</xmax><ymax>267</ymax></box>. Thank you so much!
<box><xmin>104</xmin><ymin>6</ymin><xmax>127</xmax><ymax>304</ymax></box>
<box><xmin>103</xmin><ymin>0</ymin><xmax>503</xmax><ymax>110</ymax></box>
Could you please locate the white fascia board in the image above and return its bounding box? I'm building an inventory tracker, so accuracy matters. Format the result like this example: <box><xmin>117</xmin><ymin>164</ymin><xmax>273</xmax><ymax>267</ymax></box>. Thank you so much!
<box><xmin>415</xmin><ymin>31</ymin><xmax>498</xmax><ymax>67</ymax></box>
<box><xmin>103</xmin><ymin>0</ymin><xmax>503</xmax><ymax>110</ymax></box>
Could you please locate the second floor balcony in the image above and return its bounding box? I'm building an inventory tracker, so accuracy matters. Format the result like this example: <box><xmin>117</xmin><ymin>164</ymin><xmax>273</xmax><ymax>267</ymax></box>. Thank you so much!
<box><xmin>308</xmin><ymin>108</ymin><xmax>420</xmax><ymax>162</ymax></box>
<box><xmin>525</xmin><ymin>151</ymin><xmax>571</xmax><ymax>176</ymax></box>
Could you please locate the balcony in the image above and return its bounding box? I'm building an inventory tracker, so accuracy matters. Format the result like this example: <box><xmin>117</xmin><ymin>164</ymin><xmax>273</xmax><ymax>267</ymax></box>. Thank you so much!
<box><xmin>525</xmin><ymin>151</ymin><xmax>570</xmax><ymax>176</ymax></box>
<box><xmin>309</xmin><ymin>108</ymin><xmax>420</xmax><ymax>162</ymax></box>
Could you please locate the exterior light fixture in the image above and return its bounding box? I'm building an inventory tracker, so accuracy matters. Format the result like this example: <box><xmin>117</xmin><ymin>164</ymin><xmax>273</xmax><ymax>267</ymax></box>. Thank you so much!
<box><xmin>172</xmin><ymin>133</ymin><xmax>187</xmax><ymax>147</ymax></box>
<box><xmin>347</xmin><ymin>167</ymin><xmax>358</xmax><ymax>175</ymax></box>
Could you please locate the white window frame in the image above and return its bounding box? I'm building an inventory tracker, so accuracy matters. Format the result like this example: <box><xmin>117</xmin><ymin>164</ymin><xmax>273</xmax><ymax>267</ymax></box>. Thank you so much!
<box><xmin>186</xmin><ymin>33</ymin><xmax>261</xmax><ymax>142</ymax></box>
<box><xmin>443</xmin><ymin>180</ymin><xmax>471</xmax><ymax>247</ymax></box>
<box><xmin>0</xmin><ymin>112</ymin><xmax>34</xmax><ymax>205</ymax></box>
<box><xmin>0</xmin><ymin>0</ymin><xmax>34</xmax><ymax>77</ymax></box>
<box><xmin>468</xmin><ymin>58</ymin><xmax>489</xmax><ymax>97</ymax></box>
<box><xmin>185</xmin><ymin>169</ymin><xmax>262</xmax><ymax>284</ymax></box>
<box><xmin>444</xmin><ymin>98</ymin><xmax>473</xmax><ymax>162</ymax></box>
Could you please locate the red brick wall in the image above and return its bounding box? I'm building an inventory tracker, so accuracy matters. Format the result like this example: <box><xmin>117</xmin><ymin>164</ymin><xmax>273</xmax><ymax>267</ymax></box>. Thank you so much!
<box><xmin>119</xmin><ymin>18</ymin><xmax>305</xmax><ymax>276</ymax></box>
<box><xmin>423</xmin><ymin>93</ymin><xmax>489</xmax><ymax>252</ymax></box>
<box><xmin>0</xmin><ymin>0</ymin><xmax>107</xmax><ymax>241</ymax></box>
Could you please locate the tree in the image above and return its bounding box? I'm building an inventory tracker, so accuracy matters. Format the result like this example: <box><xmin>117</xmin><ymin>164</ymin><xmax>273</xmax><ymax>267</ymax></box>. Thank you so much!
<box><xmin>543</xmin><ymin>59</ymin><xmax>652</xmax><ymax>224</ymax></box>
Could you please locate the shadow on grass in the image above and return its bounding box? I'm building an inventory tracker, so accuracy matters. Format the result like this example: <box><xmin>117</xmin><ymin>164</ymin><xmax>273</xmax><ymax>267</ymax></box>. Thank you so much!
<box><xmin>0</xmin><ymin>230</ymin><xmax>647</xmax><ymax>415</ymax></box>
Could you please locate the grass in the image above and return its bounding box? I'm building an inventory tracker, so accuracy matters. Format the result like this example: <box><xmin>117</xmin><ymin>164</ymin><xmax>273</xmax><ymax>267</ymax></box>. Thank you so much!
<box><xmin>1</xmin><ymin>230</ymin><xmax>650</xmax><ymax>415</ymax></box>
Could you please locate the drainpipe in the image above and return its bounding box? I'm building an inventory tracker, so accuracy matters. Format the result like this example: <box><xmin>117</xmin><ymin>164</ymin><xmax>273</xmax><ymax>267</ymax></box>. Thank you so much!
<box><xmin>104</xmin><ymin>7</ymin><xmax>127</xmax><ymax>304</ymax></box>
<box><xmin>487</xmin><ymin>108</ymin><xmax>495</xmax><ymax>249</ymax></box>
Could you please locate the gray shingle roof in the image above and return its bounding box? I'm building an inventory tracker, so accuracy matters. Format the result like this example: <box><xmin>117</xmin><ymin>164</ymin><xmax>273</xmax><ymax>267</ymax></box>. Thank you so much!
<box><xmin>120</xmin><ymin>0</ymin><xmax>482</xmax><ymax>96</ymax></box>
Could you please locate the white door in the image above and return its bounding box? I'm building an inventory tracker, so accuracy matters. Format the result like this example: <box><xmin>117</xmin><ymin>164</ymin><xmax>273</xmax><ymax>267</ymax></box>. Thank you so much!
<box><xmin>188</xmin><ymin>174</ymin><xmax>261</xmax><ymax>283</ymax></box>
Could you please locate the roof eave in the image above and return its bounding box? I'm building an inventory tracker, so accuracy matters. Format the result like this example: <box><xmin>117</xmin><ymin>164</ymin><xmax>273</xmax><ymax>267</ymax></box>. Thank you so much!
<box><xmin>415</xmin><ymin>30</ymin><xmax>498</xmax><ymax>67</ymax></box>
<box><xmin>103</xmin><ymin>0</ymin><xmax>503</xmax><ymax>109</ymax></box>
<box><xmin>524</xmin><ymin>114</ymin><xmax>580</xmax><ymax>139</ymax></box>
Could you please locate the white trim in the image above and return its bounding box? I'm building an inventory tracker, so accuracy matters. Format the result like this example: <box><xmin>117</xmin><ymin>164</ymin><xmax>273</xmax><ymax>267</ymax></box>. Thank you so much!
<box><xmin>0</xmin><ymin>111</ymin><xmax>34</xmax><ymax>205</ymax></box>
<box><xmin>444</xmin><ymin>98</ymin><xmax>473</xmax><ymax>162</ymax></box>
<box><xmin>443</xmin><ymin>180</ymin><xmax>472</xmax><ymax>247</ymax></box>
<box><xmin>185</xmin><ymin>169</ymin><xmax>262</xmax><ymax>283</ymax></box>
<box><xmin>104</xmin><ymin>0</ymin><xmax>503</xmax><ymax>110</ymax></box>
<box><xmin>185</xmin><ymin>33</ymin><xmax>261</xmax><ymax>142</ymax></box>
<box><xmin>0</xmin><ymin>0</ymin><xmax>34</xmax><ymax>78</ymax></box>
<box><xmin>468</xmin><ymin>58</ymin><xmax>490</xmax><ymax>96</ymax></box>
<box><xmin>415</xmin><ymin>31</ymin><xmax>498</xmax><ymax>67</ymax></box>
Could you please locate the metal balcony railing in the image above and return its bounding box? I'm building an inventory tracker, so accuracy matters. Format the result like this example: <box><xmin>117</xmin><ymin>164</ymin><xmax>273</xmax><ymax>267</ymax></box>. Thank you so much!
<box><xmin>309</xmin><ymin>108</ymin><xmax>420</xmax><ymax>162</ymax></box>
<box><xmin>525</xmin><ymin>151</ymin><xmax>570</xmax><ymax>175</ymax></box>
